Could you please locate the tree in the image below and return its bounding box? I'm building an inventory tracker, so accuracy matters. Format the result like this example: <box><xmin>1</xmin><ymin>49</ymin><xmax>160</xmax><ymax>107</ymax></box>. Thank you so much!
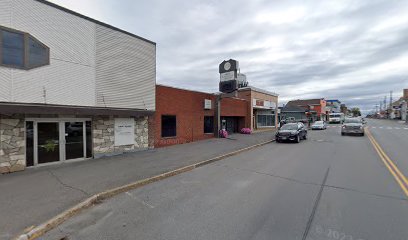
<box><xmin>350</xmin><ymin>107</ymin><xmax>361</xmax><ymax>117</ymax></box>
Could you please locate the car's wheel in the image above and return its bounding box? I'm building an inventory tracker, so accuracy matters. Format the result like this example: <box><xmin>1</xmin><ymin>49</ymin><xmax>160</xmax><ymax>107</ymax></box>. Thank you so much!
<box><xmin>276</xmin><ymin>138</ymin><xmax>280</xmax><ymax>143</ymax></box>
<box><xmin>303</xmin><ymin>133</ymin><xmax>307</xmax><ymax>140</ymax></box>
<box><xmin>341</xmin><ymin>132</ymin><xmax>345</xmax><ymax>136</ymax></box>
<box><xmin>295</xmin><ymin>135</ymin><xmax>300</xmax><ymax>143</ymax></box>
<box><xmin>361</xmin><ymin>132</ymin><xmax>365</xmax><ymax>136</ymax></box>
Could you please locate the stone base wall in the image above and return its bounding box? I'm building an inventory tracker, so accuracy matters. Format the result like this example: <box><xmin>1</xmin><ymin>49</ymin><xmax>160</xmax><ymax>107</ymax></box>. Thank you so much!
<box><xmin>0</xmin><ymin>115</ymin><xmax>26</xmax><ymax>174</ymax></box>
<box><xmin>93</xmin><ymin>116</ymin><xmax>149</xmax><ymax>157</ymax></box>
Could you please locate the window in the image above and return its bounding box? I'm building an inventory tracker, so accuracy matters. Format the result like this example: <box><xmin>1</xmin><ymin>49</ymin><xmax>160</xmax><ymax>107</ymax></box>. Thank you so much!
<box><xmin>2</xmin><ymin>30</ymin><xmax>24</xmax><ymax>67</ymax></box>
<box><xmin>204</xmin><ymin>116</ymin><xmax>214</xmax><ymax>134</ymax></box>
<box><xmin>28</xmin><ymin>36</ymin><xmax>49</xmax><ymax>68</ymax></box>
<box><xmin>162</xmin><ymin>115</ymin><xmax>176</xmax><ymax>137</ymax></box>
<box><xmin>257</xmin><ymin>114</ymin><xmax>275</xmax><ymax>127</ymax></box>
<box><xmin>0</xmin><ymin>25</ymin><xmax>49</xmax><ymax>70</ymax></box>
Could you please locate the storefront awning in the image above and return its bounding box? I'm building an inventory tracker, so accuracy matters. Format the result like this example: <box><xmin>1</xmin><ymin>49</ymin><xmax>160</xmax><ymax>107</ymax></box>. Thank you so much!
<box><xmin>0</xmin><ymin>102</ymin><xmax>154</xmax><ymax>117</ymax></box>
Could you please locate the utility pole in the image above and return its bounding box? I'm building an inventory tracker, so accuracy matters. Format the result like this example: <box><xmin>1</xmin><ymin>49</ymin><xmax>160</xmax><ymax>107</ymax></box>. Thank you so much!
<box><xmin>390</xmin><ymin>91</ymin><xmax>393</xmax><ymax>109</ymax></box>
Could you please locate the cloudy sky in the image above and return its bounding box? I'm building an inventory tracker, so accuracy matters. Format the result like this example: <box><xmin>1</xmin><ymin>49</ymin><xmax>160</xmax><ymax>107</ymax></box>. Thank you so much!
<box><xmin>49</xmin><ymin>0</ymin><xmax>408</xmax><ymax>113</ymax></box>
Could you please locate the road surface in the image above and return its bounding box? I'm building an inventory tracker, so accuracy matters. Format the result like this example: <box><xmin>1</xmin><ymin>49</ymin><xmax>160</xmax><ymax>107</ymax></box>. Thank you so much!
<box><xmin>44</xmin><ymin>119</ymin><xmax>408</xmax><ymax>240</ymax></box>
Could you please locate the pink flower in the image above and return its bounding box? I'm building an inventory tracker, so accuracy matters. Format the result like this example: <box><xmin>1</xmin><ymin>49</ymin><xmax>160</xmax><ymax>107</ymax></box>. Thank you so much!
<box><xmin>240</xmin><ymin>128</ymin><xmax>252</xmax><ymax>134</ymax></box>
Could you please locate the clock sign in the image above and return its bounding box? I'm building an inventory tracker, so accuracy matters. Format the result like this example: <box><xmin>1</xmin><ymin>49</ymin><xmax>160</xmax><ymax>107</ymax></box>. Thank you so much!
<box><xmin>219</xmin><ymin>59</ymin><xmax>239</xmax><ymax>73</ymax></box>
<box><xmin>224</xmin><ymin>62</ymin><xmax>231</xmax><ymax>71</ymax></box>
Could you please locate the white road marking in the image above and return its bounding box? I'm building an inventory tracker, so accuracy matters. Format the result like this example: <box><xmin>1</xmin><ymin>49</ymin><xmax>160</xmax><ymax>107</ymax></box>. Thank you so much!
<box><xmin>404</xmin><ymin>128</ymin><xmax>408</xmax><ymax>130</ymax></box>
<box><xmin>371</xmin><ymin>127</ymin><xmax>377</xmax><ymax>129</ymax></box>
<box><xmin>379</xmin><ymin>127</ymin><xmax>383</xmax><ymax>129</ymax></box>
<box><xmin>394</xmin><ymin>127</ymin><xmax>400</xmax><ymax>130</ymax></box>
<box><xmin>126</xmin><ymin>191</ymin><xmax>155</xmax><ymax>209</ymax></box>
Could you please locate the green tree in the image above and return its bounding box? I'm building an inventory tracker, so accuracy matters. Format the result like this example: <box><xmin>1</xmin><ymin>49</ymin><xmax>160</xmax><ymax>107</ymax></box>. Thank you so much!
<box><xmin>350</xmin><ymin>107</ymin><xmax>361</xmax><ymax>117</ymax></box>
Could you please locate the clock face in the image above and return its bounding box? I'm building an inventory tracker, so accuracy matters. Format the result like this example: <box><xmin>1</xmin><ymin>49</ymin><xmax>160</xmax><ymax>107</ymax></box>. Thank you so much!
<box><xmin>224</xmin><ymin>62</ymin><xmax>231</xmax><ymax>71</ymax></box>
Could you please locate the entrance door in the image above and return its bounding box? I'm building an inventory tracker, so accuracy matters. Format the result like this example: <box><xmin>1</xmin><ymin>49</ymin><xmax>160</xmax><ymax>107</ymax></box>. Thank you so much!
<box><xmin>26</xmin><ymin>119</ymin><xmax>92</xmax><ymax>166</ymax></box>
<box><xmin>37</xmin><ymin>122</ymin><xmax>60</xmax><ymax>164</ymax></box>
<box><xmin>65</xmin><ymin>122</ymin><xmax>85</xmax><ymax>160</ymax></box>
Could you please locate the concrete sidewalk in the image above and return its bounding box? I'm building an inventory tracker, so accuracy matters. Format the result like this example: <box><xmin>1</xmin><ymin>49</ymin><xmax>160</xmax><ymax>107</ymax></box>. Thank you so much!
<box><xmin>0</xmin><ymin>130</ymin><xmax>274</xmax><ymax>239</ymax></box>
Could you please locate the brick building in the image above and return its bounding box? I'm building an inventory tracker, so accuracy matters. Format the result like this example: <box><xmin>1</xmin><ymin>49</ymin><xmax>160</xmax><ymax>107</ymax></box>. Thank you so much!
<box><xmin>286</xmin><ymin>99</ymin><xmax>327</xmax><ymax>121</ymax></box>
<box><xmin>153</xmin><ymin>85</ymin><xmax>278</xmax><ymax>147</ymax></box>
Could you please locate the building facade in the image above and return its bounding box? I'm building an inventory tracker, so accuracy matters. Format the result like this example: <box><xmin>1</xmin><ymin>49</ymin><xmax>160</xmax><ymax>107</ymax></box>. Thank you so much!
<box><xmin>153</xmin><ymin>85</ymin><xmax>248</xmax><ymax>147</ymax></box>
<box><xmin>286</xmin><ymin>99</ymin><xmax>327</xmax><ymax>122</ymax></box>
<box><xmin>0</xmin><ymin>0</ymin><xmax>156</xmax><ymax>173</ymax></box>
<box><xmin>237</xmin><ymin>86</ymin><xmax>279</xmax><ymax>131</ymax></box>
<box><xmin>326</xmin><ymin>99</ymin><xmax>341</xmax><ymax>113</ymax></box>
<box><xmin>279</xmin><ymin>105</ymin><xmax>308</xmax><ymax>123</ymax></box>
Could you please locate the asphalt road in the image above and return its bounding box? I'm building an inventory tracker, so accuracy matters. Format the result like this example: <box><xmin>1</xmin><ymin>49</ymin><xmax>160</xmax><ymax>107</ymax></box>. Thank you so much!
<box><xmin>44</xmin><ymin>119</ymin><xmax>408</xmax><ymax>240</ymax></box>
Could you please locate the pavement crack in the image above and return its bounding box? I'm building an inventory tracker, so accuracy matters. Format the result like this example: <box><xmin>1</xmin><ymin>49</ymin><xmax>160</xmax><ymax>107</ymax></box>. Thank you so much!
<box><xmin>323</xmin><ymin>184</ymin><xmax>408</xmax><ymax>202</ymax></box>
<box><xmin>214</xmin><ymin>164</ymin><xmax>320</xmax><ymax>187</ymax></box>
<box><xmin>302</xmin><ymin>166</ymin><xmax>330</xmax><ymax>240</ymax></box>
<box><xmin>47</xmin><ymin>169</ymin><xmax>89</xmax><ymax>196</ymax></box>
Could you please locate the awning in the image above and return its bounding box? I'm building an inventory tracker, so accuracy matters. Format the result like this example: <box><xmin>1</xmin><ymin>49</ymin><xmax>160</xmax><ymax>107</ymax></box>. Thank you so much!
<box><xmin>0</xmin><ymin>102</ymin><xmax>154</xmax><ymax>117</ymax></box>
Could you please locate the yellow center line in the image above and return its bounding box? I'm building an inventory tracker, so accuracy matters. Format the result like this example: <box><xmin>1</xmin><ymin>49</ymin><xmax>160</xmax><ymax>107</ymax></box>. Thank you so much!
<box><xmin>366</xmin><ymin>128</ymin><xmax>408</xmax><ymax>197</ymax></box>
<box><xmin>367</xmin><ymin>128</ymin><xmax>408</xmax><ymax>187</ymax></box>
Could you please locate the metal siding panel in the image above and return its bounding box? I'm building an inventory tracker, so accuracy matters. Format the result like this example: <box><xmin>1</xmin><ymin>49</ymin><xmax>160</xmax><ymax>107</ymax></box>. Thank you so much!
<box><xmin>13</xmin><ymin>0</ymin><xmax>96</xmax><ymax>66</ymax></box>
<box><xmin>12</xmin><ymin>59</ymin><xmax>95</xmax><ymax>105</ymax></box>
<box><xmin>0</xmin><ymin>68</ymin><xmax>12</xmax><ymax>101</ymax></box>
<box><xmin>0</xmin><ymin>0</ymin><xmax>12</xmax><ymax>101</ymax></box>
<box><xmin>7</xmin><ymin>0</ymin><xmax>96</xmax><ymax>106</ymax></box>
<box><xmin>0</xmin><ymin>0</ymin><xmax>12</xmax><ymax>26</ymax></box>
<box><xmin>96</xmin><ymin>25</ymin><xmax>156</xmax><ymax>110</ymax></box>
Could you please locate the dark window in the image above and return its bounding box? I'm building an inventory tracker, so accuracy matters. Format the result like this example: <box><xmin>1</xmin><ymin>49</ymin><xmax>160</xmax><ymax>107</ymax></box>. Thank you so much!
<box><xmin>86</xmin><ymin>121</ymin><xmax>93</xmax><ymax>158</ymax></box>
<box><xmin>204</xmin><ymin>116</ymin><xmax>214</xmax><ymax>134</ymax></box>
<box><xmin>2</xmin><ymin>30</ymin><xmax>24</xmax><ymax>67</ymax></box>
<box><xmin>0</xmin><ymin>25</ymin><xmax>49</xmax><ymax>70</ymax></box>
<box><xmin>26</xmin><ymin>121</ymin><xmax>34</xmax><ymax>167</ymax></box>
<box><xmin>161</xmin><ymin>115</ymin><xmax>176</xmax><ymax>137</ymax></box>
<box><xmin>28</xmin><ymin>36</ymin><xmax>49</xmax><ymax>68</ymax></box>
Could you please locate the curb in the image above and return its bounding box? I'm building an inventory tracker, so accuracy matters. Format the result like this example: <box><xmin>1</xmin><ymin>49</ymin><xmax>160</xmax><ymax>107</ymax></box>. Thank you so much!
<box><xmin>15</xmin><ymin>139</ymin><xmax>274</xmax><ymax>240</ymax></box>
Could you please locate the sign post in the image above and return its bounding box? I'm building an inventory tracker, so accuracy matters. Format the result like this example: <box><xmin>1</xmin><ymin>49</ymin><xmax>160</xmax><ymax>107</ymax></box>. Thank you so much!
<box><xmin>216</xmin><ymin>59</ymin><xmax>240</xmax><ymax>137</ymax></box>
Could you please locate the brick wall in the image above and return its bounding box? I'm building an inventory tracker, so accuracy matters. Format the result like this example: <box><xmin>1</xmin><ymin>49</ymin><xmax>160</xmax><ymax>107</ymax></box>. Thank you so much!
<box><xmin>154</xmin><ymin>85</ymin><xmax>250</xmax><ymax>147</ymax></box>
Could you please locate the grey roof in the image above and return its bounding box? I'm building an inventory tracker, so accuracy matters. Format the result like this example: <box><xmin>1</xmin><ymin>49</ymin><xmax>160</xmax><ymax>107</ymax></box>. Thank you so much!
<box><xmin>287</xmin><ymin>99</ymin><xmax>323</xmax><ymax>106</ymax></box>
<box><xmin>281</xmin><ymin>105</ymin><xmax>308</xmax><ymax>113</ymax></box>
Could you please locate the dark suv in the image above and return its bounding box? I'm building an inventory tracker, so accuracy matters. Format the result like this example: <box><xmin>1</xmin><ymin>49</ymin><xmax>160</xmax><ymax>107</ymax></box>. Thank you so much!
<box><xmin>275</xmin><ymin>122</ymin><xmax>307</xmax><ymax>143</ymax></box>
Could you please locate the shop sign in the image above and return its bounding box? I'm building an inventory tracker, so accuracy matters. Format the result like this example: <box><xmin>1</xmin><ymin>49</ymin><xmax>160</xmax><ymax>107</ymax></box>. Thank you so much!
<box><xmin>114</xmin><ymin>118</ymin><xmax>135</xmax><ymax>146</ymax></box>
<box><xmin>253</xmin><ymin>99</ymin><xmax>276</xmax><ymax>109</ymax></box>
<box><xmin>204</xmin><ymin>99</ymin><xmax>212</xmax><ymax>109</ymax></box>
<box><xmin>220</xmin><ymin>71</ymin><xmax>235</xmax><ymax>81</ymax></box>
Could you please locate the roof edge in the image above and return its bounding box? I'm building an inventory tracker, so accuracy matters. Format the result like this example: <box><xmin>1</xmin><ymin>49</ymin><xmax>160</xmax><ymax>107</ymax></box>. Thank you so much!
<box><xmin>34</xmin><ymin>0</ymin><xmax>156</xmax><ymax>45</ymax></box>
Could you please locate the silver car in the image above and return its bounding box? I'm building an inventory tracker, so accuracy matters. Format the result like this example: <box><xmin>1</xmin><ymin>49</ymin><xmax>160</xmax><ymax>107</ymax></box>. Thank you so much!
<box><xmin>341</xmin><ymin>118</ymin><xmax>365</xmax><ymax>136</ymax></box>
<box><xmin>311</xmin><ymin>121</ymin><xmax>327</xmax><ymax>130</ymax></box>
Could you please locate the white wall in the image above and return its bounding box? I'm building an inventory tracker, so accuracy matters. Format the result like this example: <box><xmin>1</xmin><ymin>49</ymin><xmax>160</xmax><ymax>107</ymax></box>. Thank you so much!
<box><xmin>0</xmin><ymin>0</ymin><xmax>12</xmax><ymax>102</ymax></box>
<box><xmin>0</xmin><ymin>0</ymin><xmax>156</xmax><ymax>110</ymax></box>
<box><xmin>95</xmin><ymin>25</ymin><xmax>156</xmax><ymax>110</ymax></box>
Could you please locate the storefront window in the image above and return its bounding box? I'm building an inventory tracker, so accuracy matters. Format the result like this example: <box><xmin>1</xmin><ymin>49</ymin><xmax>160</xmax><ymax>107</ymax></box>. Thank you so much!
<box><xmin>162</xmin><ymin>115</ymin><xmax>176</xmax><ymax>137</ymax></box>
<box><xmin>204</xmin><ymin>116</ymin><xmax>214</xmax><ymax>134</ymax></box>
<box><xmin>257</xmin><ymin>110</ymin><xmax>275</xmax><ymax>127</ymax></box>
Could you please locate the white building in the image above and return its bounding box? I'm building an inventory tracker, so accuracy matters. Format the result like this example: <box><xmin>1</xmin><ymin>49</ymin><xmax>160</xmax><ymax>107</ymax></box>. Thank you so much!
<box><xmin>0</xmin><ymin>0</ymin><xmax>156</xmax><ymax>173</ymax></box>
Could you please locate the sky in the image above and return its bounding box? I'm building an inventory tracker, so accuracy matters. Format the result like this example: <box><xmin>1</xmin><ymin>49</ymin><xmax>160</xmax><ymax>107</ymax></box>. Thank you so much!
<box><xmin>49</xmin><ymin>0</ymin><xmax>408</xmax><ymax>113</ymax></box>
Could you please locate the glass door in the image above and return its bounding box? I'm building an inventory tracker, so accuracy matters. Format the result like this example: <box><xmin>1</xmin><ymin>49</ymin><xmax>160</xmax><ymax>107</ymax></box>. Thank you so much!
<box><xmin>65</xmin><ymin>122</ymin><xmax>85</xmax><ymax>160</ymax></box>
<box><xmin>37</xmin><ymin>122</ymin><xmax>60</xmax><ymax>164</ymax></box>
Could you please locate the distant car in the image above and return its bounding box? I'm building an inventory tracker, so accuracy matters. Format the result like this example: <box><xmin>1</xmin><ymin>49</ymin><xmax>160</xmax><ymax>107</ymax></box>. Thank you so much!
<box><xmin>276</xmin><ymin>122</ymin><xmax>307</xmax><ymax>143</ymax></box>
<box><xmin>311</xmin><ymin>121</ymin><xmax>327</xmax><ymax>130</ymax></box>
<box><xmin>341</xmin><ymin>118</ymin><xmax>365</xmax><ymax>136</ymax></box>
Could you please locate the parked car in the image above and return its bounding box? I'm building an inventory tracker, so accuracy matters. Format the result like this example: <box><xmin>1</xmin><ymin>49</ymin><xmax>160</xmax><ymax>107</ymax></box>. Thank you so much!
<box><xmin>311</xmin><ymin>121</ymin><xmax>327</xmax><ymax>130</ymax></box>
<box><xmin>276</xmin><ymin>122</ymin><xmax>307</xmax><ymax>143</ymax></box>
<box><xmin>341</xmin><ymin>118</ymin><xmax>365</xmax><ymax>136</ymax></box>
